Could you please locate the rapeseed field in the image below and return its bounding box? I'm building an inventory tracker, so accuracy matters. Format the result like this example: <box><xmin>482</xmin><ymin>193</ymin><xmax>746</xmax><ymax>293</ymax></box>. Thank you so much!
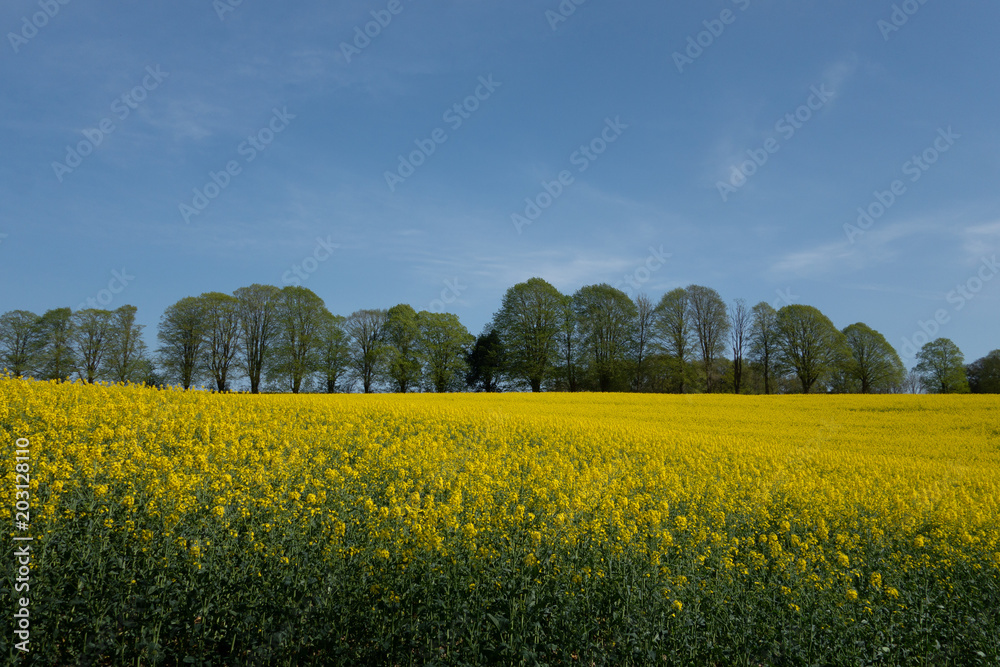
<box><xmin>2</xmin><ymin>377</ymin><xmax>998</xmax><ymax>665</ymax></box>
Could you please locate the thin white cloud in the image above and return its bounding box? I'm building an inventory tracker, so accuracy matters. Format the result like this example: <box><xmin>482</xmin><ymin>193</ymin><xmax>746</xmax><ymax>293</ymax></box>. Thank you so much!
<box><xmin>705</xmin><ymin>54</ymin><xmax>860</xmax><ymax>187</ymax></box>
<box><xmin>964</xmin><ymin>220</ymin><xmax>1000</xmax><ymax>235</ymax></box>
<box><xmin>820</xmin><ymin>54</ymin><xmax>860</xmax><ymax>103</ymax></box>
<box><xmin>770</xmin><ymin>241</ymin><xmax>852</xmax><ymax>275</ymax></box>
<box><xmin>769</xmin><ymin>217</ymin><xmax>941</xmax><ymax>277</ymax></box>
<box><xmin>961</xmin><ymin>220</ymin><xmax>1000</xmax><ymax>261</ymax></box>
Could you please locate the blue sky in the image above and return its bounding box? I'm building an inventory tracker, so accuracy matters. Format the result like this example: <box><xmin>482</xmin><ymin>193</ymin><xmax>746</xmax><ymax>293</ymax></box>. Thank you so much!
<box><xmin>1</xmin><ymin>0</ymin><xmax>998</xmax><ymax>366</ymax></box>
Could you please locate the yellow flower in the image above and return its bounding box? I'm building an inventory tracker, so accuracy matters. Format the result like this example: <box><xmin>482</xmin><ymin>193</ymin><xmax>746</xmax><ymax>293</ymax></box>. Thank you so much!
<box><xmin>3</xmin><ymin>375</ymin><xmax>997</xmax><ymax>651</ymax></box>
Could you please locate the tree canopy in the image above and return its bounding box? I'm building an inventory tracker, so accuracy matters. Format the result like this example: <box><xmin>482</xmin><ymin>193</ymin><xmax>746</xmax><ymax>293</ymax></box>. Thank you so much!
<box><xmin>774</xmin><ymin>305</ymin><xmax>849</xmax><ymax>394</ymax></box>
<box><xmin>915</xmin><ymin>338</ymin><xmax>969</xmax><ymax>394</ymax></box>
<box><xmin>2</xmin><ymin>278</ymin><xmax>992</xmax><ymax>397</ymax></box>
<box><xmin>492</xmin><ymin>278</ymin><xmax>563</xmax><ymax>392</ymax></box>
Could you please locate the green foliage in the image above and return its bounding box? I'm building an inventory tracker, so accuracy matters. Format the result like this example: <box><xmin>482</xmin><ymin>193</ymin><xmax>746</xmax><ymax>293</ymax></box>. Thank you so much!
<box><xmin>653</xmin><ymin>288</ymin><xmax>695</xmax><ymax>393</ymax></box>
<box><xmin>749</xmin><ymin>302</ymin><xmax>778</xmax><ymax>395</ymax></box>
<box><xmin>553</xmin><ymin>295</ymin><xmax>581</xmax><ymax>392</ymax></box>
<box><xmin>105</xmin><ymin>305</ymin><xmax>150</xmax><ymax>385</ymax></box>
<box><xmin>317</xmin><ymin>312</ymin><xmax>351</xmax><ymax>393</ymax></box>
<box><xmin>915</xmin><ymin>338</ymin><xmax>969</xmax><ymax>394</ymax></box>
<box><xmin>728</xmin><ymin>299</ymin><xmax>751</xmax><ymax>394</ymax></box>
<box><xmin>841</xmin><ymin>323</ymin><xmax>906</xmax><ymax>394</ymax></box>
<box><xmin>382</xmin><ymin>304</ymin><xmax>422</xmax><ymax>393</ymax></box>
<box><xmin>234</xmin><ymin>284</ymin><xmax>282</xmax><ymax>394</ymax></box>
<box><xmin>0</xmin><ymin>310</ymin><xmax>44</xmax><ymax>377</ymax></box>
<box><xmin>70</xmin><ymin>308</ymin><xmax>114</xmax><ymax>383</ymax></box>
<box><xmin>632</xmin><ymin>293</ymin><xmax>657</xmax><ymax>393</ymax></box>
<box><xmin>345</xmin><ymin>309</ymin><xmax>388</xmax><ymax>394</ymax></box>
<box><xmin>157</xmin><ymin>297</ymin><xmax>207</xmax><ymax>389</ymax></box>
<box><xmin>201</xmin><ymin>293</ymin><xmax>242</xmax><ymax>392</ymax></box>
<box><xmin>417</xmin><ymin>311</ymin><xmax>474</xmax><ymax>393</ymax></box>
<box><xmin>966</xmin><ymin>350</ymin><xmax>1000</xmax><ymax>394</ymax></box>
<box><xmin>686</xmin><ymin>285</ymin><xmax>730</xmax><ymax>392</ymax></box>
<box><xmin>268</xmin><ymin>287</ymin><xmax>328</xmax><ymax>394</ymax></box>
<box><xmin>466</xmin><ymin>329</ymin><xmax>505</xmax><ymax>392</ymax></box>
<box><xmin>492</xmin><ymin>278</ymin><xmax>564</xmax><ymax>392</ymax></box>
<box><xmin>572</xmin><ymin>284</ymin><xmax>638</xmax><ymax>392</ymax></box>
<box><xmin>774</xmin><ymin>305</ymin><xmax>850</xmax><ymax>394</ymax></box>
<box><xmin>33</xmin><ymin>308</ymin><xmax>76</xmax><ymax>382</ymax></box>
<box><xmin>0</xmin><ymin>283</ymin><xmax>989</xmax><ymax>398</ymax></box>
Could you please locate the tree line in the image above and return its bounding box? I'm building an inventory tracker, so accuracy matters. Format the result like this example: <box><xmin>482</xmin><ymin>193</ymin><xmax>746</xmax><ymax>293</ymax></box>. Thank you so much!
<box><xmin>1</xmin><ymin>279</ymin><xmax>997</xmax><ymax>394</ymax></box>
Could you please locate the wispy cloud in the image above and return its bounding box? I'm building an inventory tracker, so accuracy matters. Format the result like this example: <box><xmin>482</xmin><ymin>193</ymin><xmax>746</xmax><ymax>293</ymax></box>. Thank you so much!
<box><xmin>820</xmin><ymin>54</ymin><xmax>860</xmax><ymax>105</ymax></box>
<box><xmin>769</xmin><ymin>217</ymin><xmax>944</xmax><ymax>278</ymax></box>
<box><xmin>706</xmin><ymin>54</ymin><xmax>860</xmax><ymax>187</ymax></box>
<box><xmin>961</xmin><ymin>220</ymin><xmax>1000</xmax><ymax>261</ymax></box>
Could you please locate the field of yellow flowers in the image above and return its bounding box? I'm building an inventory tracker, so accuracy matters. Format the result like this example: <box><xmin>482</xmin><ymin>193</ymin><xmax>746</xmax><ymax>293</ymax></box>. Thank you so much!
<box><xmin>2</xmin><ymin>377</ymin><xmax>999</xmax><ymax>665</ymax></box>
